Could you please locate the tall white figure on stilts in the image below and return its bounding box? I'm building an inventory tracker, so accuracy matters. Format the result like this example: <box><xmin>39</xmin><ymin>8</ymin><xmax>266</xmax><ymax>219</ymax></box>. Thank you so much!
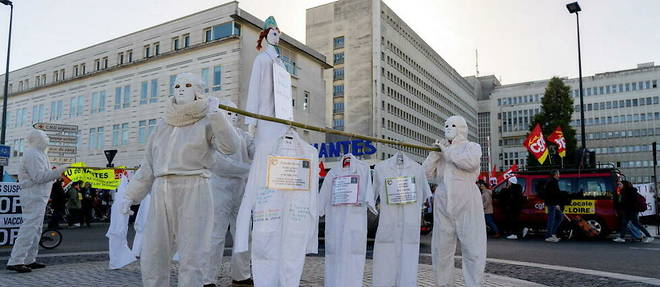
<box><xmin>423</xmin><ymin>115</ymin><xmax>486</xmax><ymax>287</ymax></box>
<box><xmin>235</xmin><ymin>16</ymin><xmax>319</xmax><ymax>287</ymax></box>
<box><xmin>203</xmin><ymin>99</ymin><xmax>255</xmax><ymax>286</ymax></box>
<box><xmin>121</xmin><ymin>72</ymin><xmax>240</xmax><ymax>287</ymax></box>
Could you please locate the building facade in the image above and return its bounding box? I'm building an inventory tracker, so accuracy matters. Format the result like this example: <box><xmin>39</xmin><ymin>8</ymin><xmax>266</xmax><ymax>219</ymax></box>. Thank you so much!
<box><xmin>0</xmin><ymin>2</ymin><xmax>330</xmax><ymax>174</ymax></box>
<box><xmin>478</xmin><ymin>63</ymin><xmax>660</xmax><ymax>184</ymax></box>
<box><xmin>306</xmin><ymin>0</ymin><xmax>478</xmax><ymax>166</ymax></box>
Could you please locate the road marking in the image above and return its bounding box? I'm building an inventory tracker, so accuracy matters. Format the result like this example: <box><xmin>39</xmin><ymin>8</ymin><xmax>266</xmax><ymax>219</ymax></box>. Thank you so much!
<box><xmin>630</xmin><ymin>247</ymin><xmax>660</xmax><ymax>251</ymax></box>
<box><xmin>420</xmin><ymin>254</ymin><xmax>660</xmax><ymax>285</ymax></box>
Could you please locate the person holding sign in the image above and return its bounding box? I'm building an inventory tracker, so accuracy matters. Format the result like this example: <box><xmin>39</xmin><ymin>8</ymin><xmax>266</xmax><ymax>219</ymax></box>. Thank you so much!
<box><xmin>318</xmin><ymin>154</ymin><xmax>376</xmax><ymax>287</ymax></box>
<box><xmin>372</xmin><ymin>151</ymin><xmax>432</xmax><ymax>287</ymax></box>
<box><xmin>423</xmin><ymin>115</ymin><xmax>486</xmax><ymax>287</ymax></box>
<box><xmin>235</xmin><ymin>129</ymin><xmax>319</xmax><ymax>287</ymax></box>
<box><xmin>7</xmin><ymin>129</ymin><xmax>68</xmax><ymax>273</ymax></box>
<box><xmin>121</xmin><ymin>73</ymin><xmax>239</xmax><ymax>287</ymax></box>
<box><xmin>203</xmin><ymin>99</ymin><xmax>255</xmax><ymax>286</ymax></box>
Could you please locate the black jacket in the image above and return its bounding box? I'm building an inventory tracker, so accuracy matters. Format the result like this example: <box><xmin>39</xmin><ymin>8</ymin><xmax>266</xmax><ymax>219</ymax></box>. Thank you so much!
<box><xmin>619</xmin><ymin>186</ymin><xmax>639</xmax><ymax>215</ymax></box>
<box><xmin>544</xmin><ymin>178</ymin><xmax>568</xmax><ymax>207</ymax></box>
<box><xmin>50</xmin><ymin>181</ymin><xmax>66</xmax><ymax>211</ymax></box>
<box><xmin>500</xmin><ymin>183</ymin><xmax>524</xmax><ymax>211</ymax></box>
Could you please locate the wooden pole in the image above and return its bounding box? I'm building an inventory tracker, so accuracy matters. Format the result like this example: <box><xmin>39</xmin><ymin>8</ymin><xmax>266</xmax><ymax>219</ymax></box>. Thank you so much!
<box><xmin>66</xmin><ymin>166</ymin><xmax>138</xmax><ymax>171</ymax></box>
<box><xmin>218</xmin><ymin>104</ymin><xmax>442</xmax><ymax>152</ymax></box>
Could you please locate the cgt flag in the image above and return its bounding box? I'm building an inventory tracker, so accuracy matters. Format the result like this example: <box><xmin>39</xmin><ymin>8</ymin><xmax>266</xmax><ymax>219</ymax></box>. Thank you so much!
<box><xmin>525</xmin><ymin>124</ymin><xmax>549</xmax><ymax>164</ymax></box>
<box><xmin>497</xmin><ymin>164</ymin><xmax>518</xmax><ymax>185</ymax></box>
<box><xmin>547</xmin><ymin>126</ymin><xmax>567</xmax><ymax>158</ymax></box>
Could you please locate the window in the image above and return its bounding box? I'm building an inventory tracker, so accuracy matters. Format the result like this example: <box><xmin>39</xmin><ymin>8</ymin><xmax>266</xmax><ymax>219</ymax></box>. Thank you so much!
<box><xmin>69</xmin><ymin>97</ymin><xmax>77</xmax><ymax>118</ymax></box>
<box><xmin>49</xmin><ymin>100</ymin><xmax>63</xmax><ymax>121</ymax></box>
<box><xmin>169</xmin><ymin>75</ymin><xmax>177</xmax><ymax>97</ymax></box>
<box><xmin>138</xmin><ymin>120</ymin><xmax>148</xmax><ymax>143</ymax></box>
<box><xmin>144</xmin><ymin>45</ymin><xmax>151</xmax><ymax>58</ymax></box>
<box><xmin>74</xmin><ymin>65</ymin><xmax>79</xmax><ymax>77</ymax></box>
<box><xmin>183</xmin><ymin>34</ymin><xmax>190</xmax><ymax>48</ymax></box>
<box><xmin>204</xmin><ymin>28</ymin><xmax>212</xmax><ymax>42</ymax></box>
<box><xmin>112</xmin><ymin>124</ymin><xmax>121</xmax><ymax>147</ymax></box>
<box><xmin>89</xmin><ymin>128</ymin><xmax>97</xmax><ymax>150</ymax></box>
<box><xmin>53</xmin><ymin>71</ymin><xmax>59</xmax><ymax>82</ymax></box>
<box><xmin>95</xmin><ymin>59</ymin><xmax>100</xmax><ymax>71</ymax></box>
<box><xmin>77</xmin><ymin>95</ymin><xmax>84</xmax><ymax>116</ymax></box>
<box><xmin>333</xmin><ymin>36</ymin><xmax>345</xmax><ymax>49</ymax></box>
<box><xmin>115</xmin><ymin>87</ymin><xmax>122</xmax><ymax>110</ymax></box>
<box><xmin>154</xmin><ymin>42</ymin><xmax>160</xmax><ymax>56</ymax></box>
<box><xmin>303</xmin><ymin>91</ymin><xmax>309</xmax><ymax>111</ymax></box>
<box><xmin>201</xmin><ymin>68</ymin><xmax>209</xmax><ymax>93</ymax></box>
<box><xmin>173</xmin><ymin>37</ymin><xmax>180</xmax><ymax>50</ymax></box>
<box><xmin>333</xmin><ymin>102</ymin><xmax>344</xmax><ymax>113</ymax></box>
<box><xmin>118</xmin><ymin>52</ymin><xmax>124</xmax><ymax>65</ymax></box>
<box><xmin>60</xmin><ymin>69</ymin><xmax>65</xmax><ymax>80</ymax></box>
<box><xmin>212</xmin><ymin>65</ymin><xmax>221</xmax><ymax>91</ymax></box>
<box><xmin>333</xmin><ymin>119</ymin><xmax>344</xmax><ymax>130</ymax></box>
<box><xmin>31</xmin><ymin>104</ymin><xmax>44</xmax><ymax>124</ymax></box>
<box><xmin>333</xmin><ymin>53</ymin><xmax>344</xmax><ymax>65</ymax></box>
<box><xmin>36</xmin><ymin>75</ymin><xmax>41</xmax><ymax>86</ymax></box>
<box><xmin>333</xmin><ymin>85</ymin><xmax>344</xmax><ymax>97</ymax></box>
<box><xmin>102</xmin><ymin>57</ymin><xmax>108</xmax><ymax>69</ymax></box>
<box><xmin>148</xmin><ymin>119</ymin><xmax>157</xmax><ymax>136</ymax></box>
<box><xmin>333</xmin><ymin>68</ymin><xmax>344</xmax><ymax>81</ymax></box>
<box><xmin>123</xmin><ymin>85</ymin><xmax>131</xmax><ymax>108</ymax></box>
<box><xmin>121</xmin><ymin>123</ymin><xmax>129</xmax><ymax>145</ymax></box>
<box><xmin>140</xmin><ymin>81</ymin><xmax>149</xmax><ymax>105</ymax></box>
<box><xmin>127</xmin><ymin>50</ymin><xmax>133</xmax><ymax>62</ymax></box>
<box><xmin>210</xmin><ymin>22</ymin><xmax>235</xmax><ymax>41</ymax></box>
<box><xmin>81</xmin><ymin>63</ymin><xmax>86</xmax><ymax>74</ymax></box>
<box><xmin>150</xmin><ymin>79</ymin><xmax>158</xmax><ymax>103</ymax></box>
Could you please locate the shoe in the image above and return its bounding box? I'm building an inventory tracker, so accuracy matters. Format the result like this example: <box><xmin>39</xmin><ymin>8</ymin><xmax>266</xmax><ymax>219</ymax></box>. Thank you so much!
<box><xmin>613</xmin><ymin>237</ymin><xmax>626</xmax><ymax>243</ymax></box>
<box><xmin>643</xmin><ymin>237</ymin><xmax>655</xmax><ymax>243</ymax></box>
<box><xmin>73</xmin><ymin>223</ymin><xmax>81</xmax><ymax>227</ymax></box>
<box><xmin>6</xmin><ymin>265</ymin><xmax>32</xmax><ymax>273</ymax></box>
<box><xmin>506</xmin><ymin>234</ymin><xmax>518</xmax><ymax>240</ymax></box>
<box><xmin>233</xmin><ymin>278</ymin><xmax>254</xmax><ymax>286</ymax></box>
<box><xmin>203</xmin><ymin>284</ymin><xmax>216</xmax><ymax>287</ymax></box>
<box><xmin>545</xmin><ymin>236</ymin><xmax>560</xmax><ymax>243</ymax></box>
<box><xmin>26</xmin><ymin>262</ymin><xmax>46</xmax><ymax>269</ymax></box>
<box><xmin>522</xmin><ymin>227</ymin><xmax>529</xmax><ymax>238</ymax></box>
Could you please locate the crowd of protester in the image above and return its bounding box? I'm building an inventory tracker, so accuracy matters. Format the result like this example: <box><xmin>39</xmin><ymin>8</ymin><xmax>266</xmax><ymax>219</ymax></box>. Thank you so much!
<box><xmin>46</xmin><ymin>180</ymin><xmax>113</xmax><ymax>229</ymax></box>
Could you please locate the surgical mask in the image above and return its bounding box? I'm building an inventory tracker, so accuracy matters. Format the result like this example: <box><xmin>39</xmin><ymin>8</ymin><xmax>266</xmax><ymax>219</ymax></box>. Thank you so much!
<box><xmin>266</xmin><ymin>28</ymin><xmax>280</xmax><ymax>46</ymax></box>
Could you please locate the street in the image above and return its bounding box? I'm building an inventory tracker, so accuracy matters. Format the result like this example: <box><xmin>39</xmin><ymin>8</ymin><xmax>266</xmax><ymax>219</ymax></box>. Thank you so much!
<box><xmin>2</xmin><ymin>223</ymin><xmax>659</xmax><ymax>285</ymax></box>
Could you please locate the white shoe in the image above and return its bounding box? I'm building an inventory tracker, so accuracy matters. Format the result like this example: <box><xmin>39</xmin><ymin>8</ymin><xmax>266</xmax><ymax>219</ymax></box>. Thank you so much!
<box><xmin>522</xmin><ymin>227</ymin><xmax>529</xmax><ymax>238</ymax></box>
<box><xmin>73</xmin><ymin>223</ymin><xmax>81</xmax><ymax>227</ymax></box>
<box><xmin>545</xmin><ymin>235</ymin><xmax>560</xmax><ymax>243</ymax></box>
<box><xmin>506</xmin><ymin>234</ymin><xmax>518</xmax><ymax>240</ymax></box>
<box><xmin>613</xmin><ymin>237</ymin><xmax>626</xmax><ymax>243</ymax></box>
<box><xmin>643</xmin><ymin>237</ymin><xmax>655</xmax><ymax>243</ymax></box>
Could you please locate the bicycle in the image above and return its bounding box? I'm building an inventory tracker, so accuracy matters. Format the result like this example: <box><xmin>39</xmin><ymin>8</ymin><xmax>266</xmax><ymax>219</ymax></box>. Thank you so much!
<box><xmin>39</xmin><ymin>229</ymin><xmax>63</xmax><ymax>249</ymax></box>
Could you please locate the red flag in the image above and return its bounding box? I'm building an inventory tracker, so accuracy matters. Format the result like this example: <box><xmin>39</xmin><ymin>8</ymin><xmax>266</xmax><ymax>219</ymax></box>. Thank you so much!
<box><xmin>524</xmin><ymin>124</ymin><xmax>549</xmax><ymax>164</ymax></box>
<box><xmin>319</xmin><ymin>161</ymin><xmax>327</xmax><ymax>177</ymax></box>
<box><xmin>489</xmin><ymin>165</ymin><xmax>498</xmax><ymax>187</ymax></box>
<box><xmin>497</xmin><ymin>164</ymin><xmax>518</xmax><ymax>184</ymax></box>
<box><xmin>547</xmin><ymin>126</ymin><xmax>567</xmax><ymax>158</ymax></box>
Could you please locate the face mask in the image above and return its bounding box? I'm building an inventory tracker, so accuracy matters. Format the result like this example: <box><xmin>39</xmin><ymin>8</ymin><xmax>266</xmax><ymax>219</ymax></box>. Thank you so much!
<box><xmin>225</xmin><ymin>111</ymin><xmax>238</xmax><ymax>125</ymax></box>
<box><xmin>173</xmin><ymin>77</ymin><xmax>197</xmax><ymax>105</ymax></box>
<box><xmin>266</xmin><ymin>28</ymin><xmax>280</xmax><ymax>46</ymax></box>
<box><xmin>444</xmin><ymin>122</ymin><xmax>457</xmax><ymax>141</ymax></box>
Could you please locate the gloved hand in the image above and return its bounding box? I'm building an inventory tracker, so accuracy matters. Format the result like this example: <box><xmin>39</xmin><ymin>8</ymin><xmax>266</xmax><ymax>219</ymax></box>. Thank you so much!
<box><xmin>433</xmin><ymin>138</ymin><xmax>449</xmax><ymax>151</ymax></box>
<box><xmin>248</xmin><ymin>123</ymin><xmax>257</xmax><ymax>138</ymax></box>
<box><xmin>120</xmin><ymin>196</ymin><xmax>135</xmax><ymax>216</ymax></box>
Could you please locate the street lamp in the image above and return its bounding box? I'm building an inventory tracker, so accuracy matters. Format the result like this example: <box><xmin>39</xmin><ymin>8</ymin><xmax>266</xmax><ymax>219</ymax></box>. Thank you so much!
<box><xmin>0</xmin><ymin>0</ymin><xmax>12</xmax><ymax>179</ymax></box>
<box><xmin>566</xmin><ymin>2</ymin><xmax>587</xmax><ymax>166</ymax></box>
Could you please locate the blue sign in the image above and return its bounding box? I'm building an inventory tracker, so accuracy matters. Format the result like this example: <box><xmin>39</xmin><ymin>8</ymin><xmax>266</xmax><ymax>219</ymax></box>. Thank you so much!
<box><xmin>312</xmin><ymin>140</ymin><xmax>377</xmax><ymax>158</ymax></box>
<box><xmin>0</xmin><ymin>145</ymin><xmax>10</xmax><ymax>167</ymax></box>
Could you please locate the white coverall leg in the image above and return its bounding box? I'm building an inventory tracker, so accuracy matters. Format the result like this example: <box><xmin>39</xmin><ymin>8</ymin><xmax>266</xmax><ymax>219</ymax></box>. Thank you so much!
<box><xmin>7</xmin><ymin>193</ymin><xmax>48</xmax><ymax>265</ymax></box>
<box><xmin>141</xmin><ymin>176</ymin><xmax>213</xmax><ymax>286</ymax></box>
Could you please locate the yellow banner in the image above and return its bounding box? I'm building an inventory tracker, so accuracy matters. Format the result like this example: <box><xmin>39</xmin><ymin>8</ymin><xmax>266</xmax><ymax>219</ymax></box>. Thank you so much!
<box><xmin>545</xmin><ymin>200</ymin><xmax>595</xmax><ymax>214</ymax></box>
<box><xmin>64</xmin><ymin>162</ymin><xmax>121</xmax><ymax>190</ymax></box>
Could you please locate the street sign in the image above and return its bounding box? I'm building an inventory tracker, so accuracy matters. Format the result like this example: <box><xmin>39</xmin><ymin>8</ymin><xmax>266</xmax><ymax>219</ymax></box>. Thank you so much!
<box><xmin>47</xmin><ymin>145</ymin><xmax>77</xmax><ymax>154</ymax></box>
<box><xmin>48</xmin><ymin>156</ymin><xmax>76</xmax><ymax>164</ymax></box>
<box><xmin>104</xmin><ymin>150</ymin><xmax>118</xmax><ymax>167</ymax></box>
<box><xmin>33</xmin><ymin>123</ymin><xmax>79</xmax><ymax>133</ymax></box>
<box><xmin>48</xmin><ymin>135</ymin><xmax>78</xmax><ymax>144</ymax></box>
<box><xmin>0</xmin><ymin>145</ymin><xmax>10</xmax><ymax>166</ymax></box>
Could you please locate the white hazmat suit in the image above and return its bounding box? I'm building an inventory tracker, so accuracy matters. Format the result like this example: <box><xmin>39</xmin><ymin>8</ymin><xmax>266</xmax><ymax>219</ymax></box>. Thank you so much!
<box><xmin>203</xmin><ymin>100</ymin><xmax>254</xmax><ymax>285</ymax></box>
<box><xmin>7</xmin><ymin>130</ymin><xmax>67</xmax><ymax>268</ymax></box>
<box><xmin>106</xmin><ymin>176</ymin><xmax>136</xmax><ymax>269</ymax></box>
<box><xmin>372</xmin><ymin>152</ymin><xmax>432</xmax><ymax>287</ymax></box>
<box><xmin>319</xmin><ymin>154</ymin><xmax>376</xmax><ymax>287</ymax></box>
<box><xmin>235</xmin><ymin>129</ymin><xmax>319</xmax><ymax>287</ymax></box>
<box><xmin>423</xmin><ymin>115</ymin><xmax>486</xmax><ymax>287</ymax></box>
<box><xmin>123</xmin><ymin>73</ymin><xmax>239</xmax><ymax>287</ymax></box>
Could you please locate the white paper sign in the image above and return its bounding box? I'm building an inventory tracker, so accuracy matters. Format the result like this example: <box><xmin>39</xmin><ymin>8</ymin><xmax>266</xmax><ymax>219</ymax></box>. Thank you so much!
<box><xmin>267</xmin><ymin>156</ymin><xmax>311</xmax><ymax>191</ymax></box>
<box><xmin>332</xmin><ymin>175</ymin><xmax>360</xmax><ymax>205</ymax></box>
<box><xmin>385</xmin><ymin>176</ymin><xmax>416</xmax><ymax>205</ymax></box>
<box><xmin>0</xmin><ymin>182</ymin><xmax>22</xmax><ymax>246</ymax></box>
<box><xmin>273</xmin><ymin>63</ymin><xmax>293</xmax><ymax>121</ymax></box>
<box><xmin>634</xmin><ymin>183</ymin><xmax>656</xmax><ymax>217</ymax></box>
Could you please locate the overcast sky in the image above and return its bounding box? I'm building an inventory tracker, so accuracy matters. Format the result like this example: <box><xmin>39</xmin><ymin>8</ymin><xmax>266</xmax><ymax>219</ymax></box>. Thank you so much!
<box><xmin>0</xmin><ymin>0</ymin><xmax>658</xmax><ymax>84</ymax></box>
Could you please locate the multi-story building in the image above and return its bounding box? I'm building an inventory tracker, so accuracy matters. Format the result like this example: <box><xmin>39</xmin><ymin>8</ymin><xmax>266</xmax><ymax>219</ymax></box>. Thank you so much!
<box><xmin>306</xmin><ymin>0</ymin><xmax>478</xmax><ymax>166</ymax></box>
<box><xmin>0</xmin><ymin>2</ymin><xmax>330</xmax><ymax>174</ymax></box>
<box><xmin>478</xmin><ymin>63</ymin><xmax>660</xmax><ymax>184</ymax></box>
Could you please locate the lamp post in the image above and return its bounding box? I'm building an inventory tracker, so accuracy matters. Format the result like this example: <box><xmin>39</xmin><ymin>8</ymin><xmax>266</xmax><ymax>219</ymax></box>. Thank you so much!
<box><xmin>566</xmin><ymin>2</ymin><xmax>587</xmax><ymax>167</ymax></box>
<box><xmin>0</xmin><ymin>0</ymin><xmax>13</xmax><ymax>179</ymax></box>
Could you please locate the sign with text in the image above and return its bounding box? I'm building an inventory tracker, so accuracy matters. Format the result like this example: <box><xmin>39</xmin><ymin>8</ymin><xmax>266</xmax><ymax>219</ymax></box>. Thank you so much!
<box><xmin>0</xmin><ymin>182</ymin><xmax>22</xmax><ymax>247</ymax></box>
<box><xmin>635</xmin><ymin>183</ymin><xmax>656</xmax><ymax>217</ymax></box>
<box><xmin>272</xmin><ymin>63</ymin><xmax>293</xmax><ymax>121</ymax></box>
<box><xmin>47</xmin><ymin>145</ymin><xmax>77</xmax><ymax>154</ymax></box>
<box><xmin>48</xmin><ymin>134</ymin><xmax>78</xmax><ymax>144</ymax></box>
<box><xmin>64</xmin><ymin>162</ymin><xmax>121</xmax><ymax>189</ymax></box>
<box><xmin>0</xmin><ymin>145</ymin><xmax>10</xmax><ymax>166</ymax></box>
<box><xmin>266</xmin><ymin>156</ymin><xmax>311</xmax><ymax>191</ymax></box>
<box><xmin>49</xmin><ymin>156</ymin><xmax>76</xmax><ymax>164</ymax></box>
<box><xmin>33</xmin><ymin>122</ymin><xmax>79</xmax><ymax>133</ymax></box>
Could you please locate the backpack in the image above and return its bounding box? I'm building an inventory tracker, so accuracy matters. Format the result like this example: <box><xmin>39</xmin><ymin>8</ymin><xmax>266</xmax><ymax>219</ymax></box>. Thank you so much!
<box><xmin>634</xmin><ymin>192</ymin><xmax>648</xmax><ymax>212</ymax></box>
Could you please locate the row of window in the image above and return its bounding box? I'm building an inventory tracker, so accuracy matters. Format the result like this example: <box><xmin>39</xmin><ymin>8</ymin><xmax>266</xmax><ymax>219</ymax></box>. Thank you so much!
<box><xmin>575</xmin><ymin>96</ymin><xmax>659</xmax><ymax>111</ymax></box>
<box><xmin>577</xmin><ymin>127</ymin><xmax>660</xmax><ymax>140</ymax></box>
<box><xmin>88</xmin><ymin>119</ymin><xmax>158</xmax><ymax>151</ymax></box>
<box><xmin>12</xmin><ymin>22</ymin><xmax>240</xmax><ymax>94</ymax></box>
<box><xmin>593</xmin><ymin>144</ymin><xmax>656</xmax><ymax>155</ymax></box>
<box><xmin>619</xmin><ymin>160</ymin><xmax>660</xmax><ymax>169</ymax></box>
<box><xmin>498</xmin><ymin>108</ymin><xmax>541</xmax><ymax>133</ymax></box>
<box><xmin>572</xmin><ymin>79</ymin><xmax>658</xmax><ymax>98</ymax></box>
<box><xmin>571</xmin><ymin>111</ymin><xmax>660</xmax><ymax>127</ymax></box>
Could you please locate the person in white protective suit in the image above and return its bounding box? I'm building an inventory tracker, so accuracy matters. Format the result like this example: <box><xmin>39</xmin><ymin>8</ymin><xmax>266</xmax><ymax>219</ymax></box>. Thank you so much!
<box><xmin>235</xmin><ymin>128</ymin><xmax>319</xmax><ymax>287</ymax></box>
<box><xmin>106</xmin><ymin>175</ymin><xmax>137</xmax><ymax>269</ymax></box>
<box><xmin>422</xmin><ymin>115</ymin><xmax>486</xmax><ymax>287</ymax></box>
<box><xmin>372</xmin><ymin>151</ymin><xmax>432</xmax><ymax>287</ymax></box>
<box><xmin>202</xmin><ymin>99</ymin><xmax>255</xmax><ymax>286</ymax></box>
<box><xmin>319</xmin><ymin>153</ymin><xmax>376</xmax><ymax>287</ymax></box>
<box><xmin>120</xmin><ymin>72</ymin><xmax>239</xmax><ymax>287</ymax></box>
<box><xmin>6</xmin><ymin>129</ymin><xmax>68</xmax><ymax>273</ymax></box>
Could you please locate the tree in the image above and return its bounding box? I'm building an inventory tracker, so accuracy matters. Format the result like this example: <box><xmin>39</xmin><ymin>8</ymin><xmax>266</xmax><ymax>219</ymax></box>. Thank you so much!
<box><xmin>526</xmin><ymin>77</ymin><xmax>578</xmax><ymax>168</ymax></box>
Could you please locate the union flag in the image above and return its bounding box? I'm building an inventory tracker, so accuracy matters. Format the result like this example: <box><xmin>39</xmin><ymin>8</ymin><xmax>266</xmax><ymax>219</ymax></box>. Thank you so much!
<box><xmin>524</xmin><ymin>124</ymin><xmax>549</xmax><ymax>164</ymax></box>
<box><xmin>547</xmin><ymin>126</ymin><xmax>567</xmax><ymax>158</ymax></box>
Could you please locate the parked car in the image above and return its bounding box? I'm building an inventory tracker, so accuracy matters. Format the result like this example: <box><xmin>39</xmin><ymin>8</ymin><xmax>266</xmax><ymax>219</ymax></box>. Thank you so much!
<box><xmin>492</xmin><ymin>168</ymin><xmax>621</xmax><ymax>239</ymax></box>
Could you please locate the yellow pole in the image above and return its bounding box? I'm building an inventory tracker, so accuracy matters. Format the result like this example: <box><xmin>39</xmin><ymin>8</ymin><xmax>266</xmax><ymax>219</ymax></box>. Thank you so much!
<box><xmin>217</xmin><ymin>104</ymin><xmax>441</xmax><ymax>152</ymax></box>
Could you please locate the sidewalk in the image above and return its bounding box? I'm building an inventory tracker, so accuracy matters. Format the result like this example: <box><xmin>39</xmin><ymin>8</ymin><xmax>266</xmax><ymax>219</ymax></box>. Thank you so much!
<box><xmin>0</xmin><ymin>254</ymin><xmax>543</xmax><ymax>287</ymax></box>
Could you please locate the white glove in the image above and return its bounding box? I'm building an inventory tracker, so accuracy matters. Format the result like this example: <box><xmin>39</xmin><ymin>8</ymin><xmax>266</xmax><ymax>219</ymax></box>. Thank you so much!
<box><xmin>248</xmin><ymin>123</ymin><xmax>257</xmax><ymax>138</ymax></box>
<box><xmin>433</xmin><ymin>138</ymin><xmax>449</xmax><ymax>151</ymax></box>
<box><xmin>120</xmin><ymin>196</ymin><xmax>135</xmax><ymax>216</ymax></box>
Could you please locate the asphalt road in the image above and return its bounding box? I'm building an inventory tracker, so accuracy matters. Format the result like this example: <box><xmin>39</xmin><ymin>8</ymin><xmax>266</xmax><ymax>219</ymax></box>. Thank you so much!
<box><xmin>2</xmin><ymin>223</ymin><xmax>659</xmax><ymax>280</ymax></box>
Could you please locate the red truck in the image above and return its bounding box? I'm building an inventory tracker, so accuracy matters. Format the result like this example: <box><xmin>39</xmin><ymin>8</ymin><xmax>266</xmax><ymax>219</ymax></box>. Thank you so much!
<box><xmin>492</xmin><ymin>168</ymin><xmax>622</xmax><ymax>239</ymax></box>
